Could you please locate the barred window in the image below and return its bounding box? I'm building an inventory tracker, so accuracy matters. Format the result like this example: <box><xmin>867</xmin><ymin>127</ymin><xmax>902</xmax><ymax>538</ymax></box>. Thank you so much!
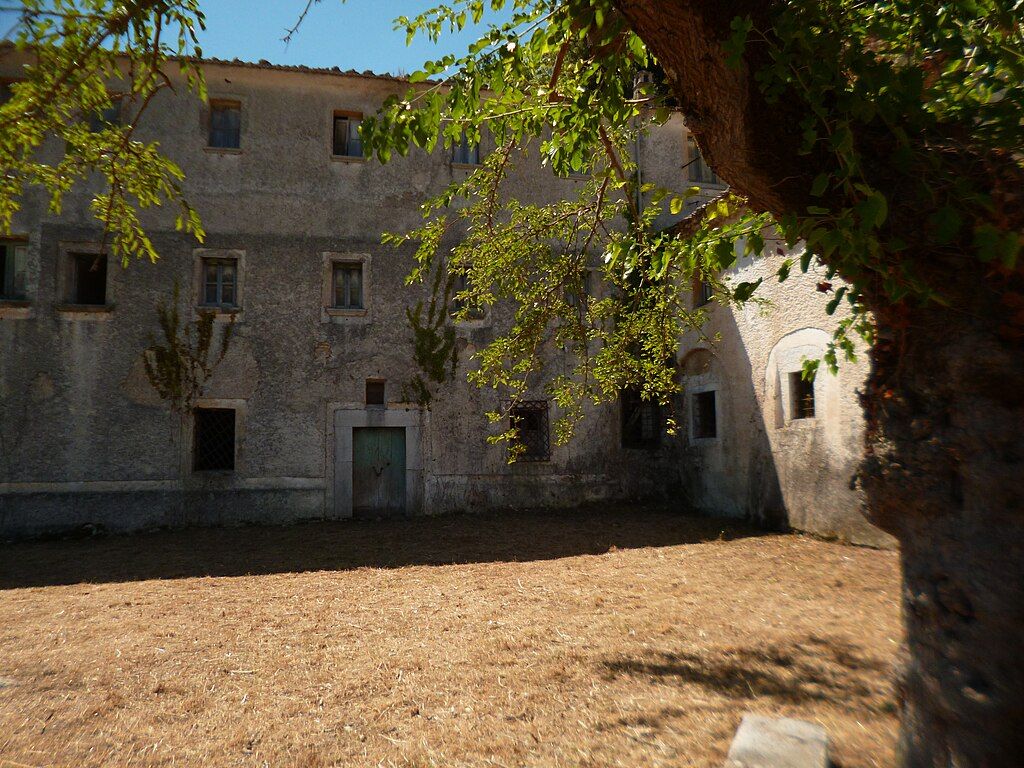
<box><xmin>193</xmin><ymin>407</ymin><xmax>236</xmax><ymax>472</ymax></box>
<box><xmin>790</xmin><ymin>372</ymin><xmax>816</xmax><ymax>420</ymax></box>
<box><xmin>692</xmin><ymin>390</ymin><xmax>718</xmax><ymax>440</ymax></box>
<box><xmin>209</xmin><ymin>100</ymin><xmax>241</xmax><ymax>149</ymax></box>
<box><xmin>510</xmin><ymin>400</ymin><xmax>550</xmax><ymax>461</ymax></box>
<box><xmin>621</xmin><ymin>388</ymin><xmax>662</xmax><ymax>449</ymax></box>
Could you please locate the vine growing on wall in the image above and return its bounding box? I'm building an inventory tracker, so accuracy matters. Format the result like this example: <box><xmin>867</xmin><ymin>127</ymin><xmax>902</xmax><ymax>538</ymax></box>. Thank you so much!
<box><xmin>143</xmin><ymin>282</ymin><xmax>234</xmax><ymax>414</ymax></box>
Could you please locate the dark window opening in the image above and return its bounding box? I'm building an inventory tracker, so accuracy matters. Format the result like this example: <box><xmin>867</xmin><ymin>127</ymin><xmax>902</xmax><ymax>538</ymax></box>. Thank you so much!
<box><xmin>511</xmin><ymin>400</ymin><xmax>550</xmax><ymax>461</ymax></box>
<box><xmin>333</xmin><ymin>113</ymin><xmax>363</xmax><ymax>157</ymax></box>
<box><xmin>451</xmin><ymin>272</ymin><xmax>486</xmax><ymax>320</ymax></box>
<box><xmin>1</xmin><ymin>242</ymin><xmax>28</xmax><ymax>300</ymax></box>
<box><xmin>209</xmin><ymin>101</ymin><xmax>241</xmax><ymax>149</ymax></box>
<box><xmin>193</xmin><ymin>407</ymin><xmax>236</xmax><ymax>472</ymax></box>
<box><xmin>88</xmin><ymin>97</ymin><xmax>123</xmax><ymax>131</ymax></box>
<box><xmin>692</xmin><ymin>390</ymin><xmax>717</xmax><ymax>440</ymax></box>
<box><xmin>452</xmin><ymin>133</ymin><xmax>481</xmax><ymax>165</ymax></box>
<box><xmin>621</xmin><ymin>388</ymin><xmax>662</xmax><ymax>449</ymax></box>
<box><xmin>696</xmin><ymin>278</ymin><xmax>714</xmax><ymax>307</ymax></box>
<box><xmin>333</xmin><ymin>262</ymin><xmax>364</xmax><ymax>309</ymax></box>
<box><xmin>366</xmin><ymin>380</ymin><xmax>385</xmax><ymax>406</ymax></box>
<box><xmin>790</xmin><ymin>372</ymin><xmax>816</xmax><ymax>420</ymax></box>
<box><xmin>68</xmin><ymin>253</ymin><xmax>107</xmax><ymax>305</ymax></box>
<box><xmin>202</xmin><ymin>258</ymin><xmax>238</xmax><ymax>308</ymax></box>
<box><xmin>686</xmin><ymin>135</ymin><xmax>721</xmax><ymax>185</ymax></box>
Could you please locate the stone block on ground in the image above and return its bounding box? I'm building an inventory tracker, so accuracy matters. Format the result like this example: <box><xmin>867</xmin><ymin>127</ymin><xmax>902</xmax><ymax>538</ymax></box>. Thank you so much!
<box><xmin>725</xmin><ymin>714</ymin><xmax>830</xmax><ymax>768</ymax></box>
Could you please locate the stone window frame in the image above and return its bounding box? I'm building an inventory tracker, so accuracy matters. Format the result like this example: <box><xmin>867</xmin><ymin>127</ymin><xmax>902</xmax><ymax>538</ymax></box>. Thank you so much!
<box><xmin>55</xmin><ymin>240</ymin><xmax>115</xmax><ymax>320</ymax></box>
<box><xmin>321</xmin><ymin>252</ymin><xmax>371</xmax><ymax>324</ymax></box>
<box><xmin>688</xmin><ymin>383</ymin><xmax>721</xmax><ymax>445</ymax></box>
<box><xmin>182</xmin><ymin>397</ymin><xmax>248</xmax><ymax>481</ymax></box>
<box><xmin>766</xmin><ymin>329</ymin><xmax>831</xmax><ymax>430</ymax></box>
<box><xmin>330</xmin><ymin>109</ymin><xmax>367</xmax><ymax>162</ymax></box>
<box><xmin>0</xmin><ymin>236</ymin><xmax>33</xmax><ymax>320</ymax></box>
<box><xmin>193</xmin><ymin>248</ymin><xmax>245</xmax><ymax>322</ymax></box>
<box><xmin>778</xmin><ymin>363</ymin><xmax>822</xmax><ymax>428</ymax></box>
<box><xmin>204</xmin><ymin>96</ymin><xmax>244</xmax><ymax>154</ymax></box>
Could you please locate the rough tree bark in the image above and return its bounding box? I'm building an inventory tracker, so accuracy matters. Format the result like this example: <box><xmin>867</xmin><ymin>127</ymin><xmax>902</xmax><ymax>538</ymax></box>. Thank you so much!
<box><xmin>614</xmin><ymin>1</ymin><xmax>1024</xmax><ymax>765</ymax></box>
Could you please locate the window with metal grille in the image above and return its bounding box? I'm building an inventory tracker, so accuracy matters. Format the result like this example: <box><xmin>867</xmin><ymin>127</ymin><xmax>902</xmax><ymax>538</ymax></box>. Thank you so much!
<box><xmin>0</xmin><ymin>242</ymin><xmax>28</xmax><ymax>300</ymax></box>
<box><xmin>66</xmin><ymin>252</ymin><xmax>107</xmax><ymax>305</ymax></box>
<box><xmin>692</xmin><ymin>390</ymin><xmax>718</xmax><ymax>439</ymax></box>
<box><xmin>208</xmin><ymin>100</ymin><xmax>241</xmax><ymax>149</ymax></box>
<box><xmin>790</xmin><ymin>371</ymin><xmax>816</xmax><ymax>420</ymax></box>
<box><xmin>193</xmin><ymin>407</ymin><xmax>236</xmax><ymax>472</ymax></box>
<box><xmin>365</xmin><ymin>380</ymin><xmax>385</xmax><ymax>406</ymax></box>
<box><xmin>202</xmin><ymin>258</ymin><xmax>238</xmax><ymax>308</ymax></box>
<box><xmin>452</xmin><ymin>132</ymin><xmax>481</xmax><ymax>165</ymax></box>
<box><xmin>621</xmin><ymin>388</ymin><xmax>662</xmax><ymax>449</ymax></box>
<box><xmin>332</xmin><ymin>112</ymin><xmax>363</xmax><ymax>157</ymax></box>
<box><xmin>510</xmin><ymin>400</ymin><xmax>550</xmax><ymax>461</ymax></box>
<box><xmin>686</xmin><ymin>135</ymin><xmax>721</xmax><ymax>185</ymax></box>
<box><xmin>333</xmin><ymin>262</ymin><xmax>363</xmax><ymax>309</ymax></box>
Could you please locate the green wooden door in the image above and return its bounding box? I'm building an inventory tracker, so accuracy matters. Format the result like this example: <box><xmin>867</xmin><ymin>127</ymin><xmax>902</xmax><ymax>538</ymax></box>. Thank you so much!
<box><xmin>352</xmin><ymin>427</ymin><xmax>407</xmax><ymax>517</ymax></box>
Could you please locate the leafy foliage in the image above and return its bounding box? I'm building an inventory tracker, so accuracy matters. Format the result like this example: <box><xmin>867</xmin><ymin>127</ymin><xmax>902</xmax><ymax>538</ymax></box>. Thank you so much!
<box><xmin>0</xmin><ymin>0</ymin><xmax>207</xmax><ymax>264</ymax></box>
<box><xmin>143</xmin><ymin>282</ymin><xmax>233</xmax><ymax>414</ymax></box>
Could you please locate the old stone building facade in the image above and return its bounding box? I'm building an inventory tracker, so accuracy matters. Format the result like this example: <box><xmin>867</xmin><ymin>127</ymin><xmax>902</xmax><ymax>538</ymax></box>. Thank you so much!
<box><xmin>0</xmin><ymin>56</ymin><xmax>892</xmax><ymax>547</ymax></box>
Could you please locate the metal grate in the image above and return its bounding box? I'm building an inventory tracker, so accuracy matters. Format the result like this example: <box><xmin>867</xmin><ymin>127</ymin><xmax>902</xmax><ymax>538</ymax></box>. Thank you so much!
<box><xmin>621</xmin><ymin>388</ymin><xmax>662</xmax><ymax>449</ymax></box>
<box><xmin>193</xmin><ymin>408</ymin><xmax>236</xmax><ymax>472</ymax></box>
<box><xmin>510</xmin><ymin>400</ymin><xmax>550</xmax><ymax>461</ymax></box>
<box><xmin>790</xmin><ymin>372</ymin><xmax>816</xmax><ymax>420</ymax></box>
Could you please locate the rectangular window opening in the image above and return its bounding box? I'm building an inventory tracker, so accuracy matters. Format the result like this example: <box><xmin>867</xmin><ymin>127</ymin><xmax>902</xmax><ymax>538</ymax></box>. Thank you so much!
<box><xmin>686</xmin><ymin>135</ymin><xmax>721</xmax><ymax>185</ymax></box>
<box><xmin>332</xmin><ymin>262</ymin><xmax>364</xmax><ymax>309</ymax></box>
<box><xmin>510</xmin><ymin>400</ymin><xmax>550</xmax><ymax>462</ymax></box>
<box><xmin>0</xmin><ymin>242</ymin><xmax>28</xmax><ymax>300</ymax></box>
<box><xmin>621</xmin><ymin>388</ymin><xmax>662</xmax><ymax>449</ymax></box>
<box><xmin>88</xmin><ymin>95</ymin><xmax>123</xmax><ymax>131</ymax></box>
<box><xmin>696</xmin><ymin>278</ymin><xmax>714</xmax><ymax>307</ymax></box>
<box><xmin>692</xmin><ymin>390</ymin><xmax>717</xmax><ymax>440</ymax></box>
<box><xmin>201</xmin><ymin>257</ymin><xmax>238</xmax><ymax>309</ymax></box>
<box><xmin>365</xmin><ymin>380</ymin><xmax>386</xmax><ymax>406</ymax></box>
<box><xmin>332</xmin><ymin>112</ymin><xmax>363</xmax><ymax>157</ymax></box>
<box><xmin>790</xmin><ymin>371</ymin><xmax>816</xmax><ymax>420</ymax></box>
<box><xmin>209</xmin><ymin>100</ymin><xmax>241</xmax><ymax>149</ymax></box>
<box><xmin>193</xmin><ymin>407</ymin><xmax>236</xmax><ymax>472</ymax></box>
<box><xmin>67</xmin><ymin>252</ymin><xmax>107</xmax><ymax>305</ymax></box>
<box><xmin>452</xmin><ymin>132</ymin><xmax>481</xmax><ymax>165</ymax></box>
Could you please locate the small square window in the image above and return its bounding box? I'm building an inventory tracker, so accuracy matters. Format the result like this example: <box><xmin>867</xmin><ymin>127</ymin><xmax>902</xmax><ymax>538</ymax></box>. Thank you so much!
<box><xmin>452</xmin><ymin>132</ymin><xmax>481</xmax><ymax>165</ymax></box>
<box><xmin>66</xmin><ymin>252</ymin><xmax>107</xmax><ymax>305</ymax></box>
<box><xmin>621</xmin><ymin>388</ymin><xmax>662</xmax><ymax>449</ymax></box>
<box><xmin>88</xmin><ymin>95</ymin><xmax>123</xmax><ymax>131</ymax></box>
<box><xmin>451</xmin><ymin>272</ymin><xmax>486</xmax><ymax>320</ymax></box>
<box><xmin>365</xmin><ymin>380</ymin><xmax>385</xmax><ymax>406</ymax></box>
<box><xmin>510</xmin><ymin>400</ymin><xmax>550</xmax><ymax>461</ymax></box>
<box><xmin>193</xmin><ymin>407</ymin><xmax>236</xmax><ymax>472</ymax></box>
<box><xmin>209</xmin><ymin>100</ymin><xmax>241</xmax><ymax>149</ymax></box>
<box><xmin>686</xmin><ymin>134</ymin><xmax>721</xmax><ymax>185</ymax></box>
<box><xmin>0</xmin><ymin>242</ymin><xmax>28</xmax><ymax>300</ymax></box>
<box><xmin>201</xmin><ymin>258</ymin><xmax>238</xmax><ymax>308</ymax></box>
<box><xmin>692</xmin><ymin>390</ymin><xmax>717</xmax><ymax>440</ymax></box>
<box><xmin>333</xmin><ymin>262</ymin><xmax>364</xmax><ymax>309</ymax></box>
<box><xmin>790</xmin><ymin>372</ymin><xmax>816</xmax><ymax>420</ymax></box>
<box><xmin>333</xmin><ymin>112</ymin><xmax>363</xmax><ymax>157</ymax></box>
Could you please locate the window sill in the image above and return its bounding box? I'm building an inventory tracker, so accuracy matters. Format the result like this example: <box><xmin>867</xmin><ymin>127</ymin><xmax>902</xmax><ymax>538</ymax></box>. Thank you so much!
<box><xmin>323</xmin><ymin>306</ymin><xmax>370</xmax><ymax>324</ymax></box>
<box><xmin>451</xmin><ymin>162</ymin><xmax>483</xmax><ymax>170</ymax></box>
<box><xmin>784</xmin><ymin>417</ymin><xmax>818</xmax><ymax>429</ymax></box>
<box><xmin>0</xmin><ymin>299</ymin><xmax>32</xmax><ymax>320</ymax></box>
<box><xmin>204</xmin><ymin>146</ymin><xmax>243</xmax><ymax>154</ymax></box>
<box><xmin>56</xmin><ymin>303</ymin><xmax>114</xmax><ymax>319</ymax></box>
<box><xmin>331</xmin><ymin>154</ymin><xmax>368</xmax><ymax>163</ymax></box>
<box><xmin>689</xmin><ymin>435</ymin><xmax>720</xmax><ymax>446</ymax></box>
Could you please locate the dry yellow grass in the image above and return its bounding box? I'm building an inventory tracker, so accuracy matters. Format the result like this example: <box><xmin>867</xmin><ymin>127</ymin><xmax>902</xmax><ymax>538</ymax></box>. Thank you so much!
<box><xmin>0</xmin><ymin>508</ymin><xmax>901</xmax><ymax>768</ymax></box>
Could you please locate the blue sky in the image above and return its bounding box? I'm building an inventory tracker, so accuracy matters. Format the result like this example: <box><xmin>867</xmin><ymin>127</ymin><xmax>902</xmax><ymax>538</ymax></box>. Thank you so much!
<box><xmin>1</xmin><ymin>1</ymin><xmax>512</xmax><ymax>75</ymax></box>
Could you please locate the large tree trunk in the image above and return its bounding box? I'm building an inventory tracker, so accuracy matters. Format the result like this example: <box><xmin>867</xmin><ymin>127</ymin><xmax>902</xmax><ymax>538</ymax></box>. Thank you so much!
<box><xmin>860</xmin><ymin>275</ymin><xmax>1024</xmax><ymax>767</ymax></box>
<box><xmin>613</xmin><ymin>1</ymin><xmax>1024</xmax><ymax>764</ymax></box>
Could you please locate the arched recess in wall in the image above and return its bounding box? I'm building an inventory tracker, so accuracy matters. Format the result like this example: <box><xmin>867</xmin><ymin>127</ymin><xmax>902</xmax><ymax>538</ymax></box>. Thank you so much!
<box><xmin>764</xmin><ymin>327</ymin><xmax>831</xmax><ymax>430</ymax></box>
<box><xmin>678</xmin><ymin>347</ymin><xmax>724</xmax><ymax>443</ymax></box>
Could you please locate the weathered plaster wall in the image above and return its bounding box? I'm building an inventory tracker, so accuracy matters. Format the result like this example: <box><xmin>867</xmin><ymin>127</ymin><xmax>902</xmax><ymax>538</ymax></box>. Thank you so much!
<box><xmin>675</xmin><ymin>247</ymin><xmax>895</xmax><ymax>547</ymax></box>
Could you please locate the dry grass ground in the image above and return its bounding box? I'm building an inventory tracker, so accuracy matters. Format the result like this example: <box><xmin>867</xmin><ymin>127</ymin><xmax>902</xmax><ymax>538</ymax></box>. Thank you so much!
<box><xmin>0</xmin><ymin>508</ymin><xmax>901</xmax><ymax>768</ymax></box>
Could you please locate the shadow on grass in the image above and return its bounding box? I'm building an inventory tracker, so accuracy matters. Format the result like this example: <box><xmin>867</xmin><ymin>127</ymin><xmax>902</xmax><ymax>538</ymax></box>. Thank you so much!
<box><xmin>602</xmin><ymin>634</ymin><xmax>893</xmax><ymax>710</ymax></box>
<box><xmin>0</xmin><ymin>506</ymin><xmax>769</xmax><ymax>589</ymax></box>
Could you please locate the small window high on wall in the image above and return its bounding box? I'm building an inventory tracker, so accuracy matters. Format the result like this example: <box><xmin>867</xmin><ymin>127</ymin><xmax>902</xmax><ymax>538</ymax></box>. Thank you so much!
<box><xmin>208</xmin><ymin>100</ymin><xmax>241</xmax><ymax>149</ymax></box>
<box><xmin>790</xmin><ymin>372</ymin><xmax>816</xmax><ymax>420</ymax></box>
<box><xmin>333</xmin><ymin>111</ymin><xmax>363</xmax><ymax>157</ymax></box>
